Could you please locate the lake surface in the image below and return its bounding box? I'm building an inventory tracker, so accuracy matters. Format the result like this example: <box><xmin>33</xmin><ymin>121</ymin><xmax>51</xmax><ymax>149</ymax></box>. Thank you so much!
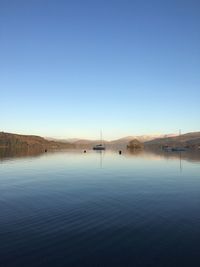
<box><xmin>0</xmin><ymin>149</ymin><xmax>200</xmax><ymax>267</ymax></box>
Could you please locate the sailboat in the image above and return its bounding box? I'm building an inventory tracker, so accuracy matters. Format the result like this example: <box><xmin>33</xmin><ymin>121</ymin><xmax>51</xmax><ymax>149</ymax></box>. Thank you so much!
<box><xmin>93</xmin><ymin>130</ymin><xmax>106</xmax><ymax>150</ymax></box>
<box><xmin>172</xmin><ymin>129</ymin><xmax>187</xmax><ymax>152</ymax></box>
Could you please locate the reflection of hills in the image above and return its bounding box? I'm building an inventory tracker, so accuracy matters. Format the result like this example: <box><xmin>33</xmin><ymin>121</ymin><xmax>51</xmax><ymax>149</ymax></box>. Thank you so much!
<box><xmin>131</xmin><ymin>148</ymin><xmax>200</xmax><ymax>163</ymax></box>
<box><xmin>1</xmin><ymin>146</ymin><xmax>200</xmax><ymax>163</ymax></box>
<box><xmin>161</xmin><ymin>150</ymin><xmax>200</xmax><ymax>163</ymax></box>
<box><xmin>0</xmin><ymin>147</ymin><xmax>44</xmax><ymax>161</ymax></box>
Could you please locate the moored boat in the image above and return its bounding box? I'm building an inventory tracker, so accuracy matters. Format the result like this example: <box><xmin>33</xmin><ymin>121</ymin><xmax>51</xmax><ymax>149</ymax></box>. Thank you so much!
<box><xmin>93</xmin><ymin>130</ymin><xmax>106</xmax><ymax>150</ymax></box>
<box><xmin>93</xmin><ymin>144</ymin><xmax>106</xmax><ymax>150</ymax></box>
<box><xmin>171</xmin><ymin>147</ymin><xmax>187</xmax><ymax>152</ymax></box>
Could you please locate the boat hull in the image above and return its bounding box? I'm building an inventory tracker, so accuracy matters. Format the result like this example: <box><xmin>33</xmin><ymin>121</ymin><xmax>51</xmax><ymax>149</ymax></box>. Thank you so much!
<box><xmin>93</xmin><ymin>147</ymin><xmax>106</xmax><ymax>150</ymax></box>
<box><xmin>171</xmin><ymin>147</ymin><xmax>187</xmax><ymax>152</ymax></box>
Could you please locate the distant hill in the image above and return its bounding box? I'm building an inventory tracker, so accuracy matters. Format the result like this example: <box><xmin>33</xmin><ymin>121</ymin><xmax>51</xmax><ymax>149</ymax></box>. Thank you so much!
<box><xmin>62</xmin><ymin>134</ymin><xmax>177</xmax><ymax>149</ymax></box>
<box><xmin>108</xmin><ymin>134</ymin><xmax>176</xmax><ymax>148</ymax></box>
<box><xmin>45</xmin><ymin>134</ymin><xmax>177</xmax><ymax>149</ymax></box>
<box><xmin>2</xmin><ymin>131</ymin><xmax>200</xmax><ymax>151</ymax></box>
<box><xmin>127</xmin><ymin>139</ymin><xmax>144</xmax><ymax>149</ymax></box>
<box><xmin>70</xmin><ymin>132</ymin><xmax>200</xmax><ymax>150</ymax></box>
<box><xmin>145</xmin><ymin>132</ymin><xmax>200</xmax><ymax>149</ymax></box>
<box><xmin>0</xmin><ymin>132</ymin><xmax>75</xmax><ymax>150</ymax></box>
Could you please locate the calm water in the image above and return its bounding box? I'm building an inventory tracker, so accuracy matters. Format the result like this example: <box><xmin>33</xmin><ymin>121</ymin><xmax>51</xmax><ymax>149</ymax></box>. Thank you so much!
<box><xmin>0</xmin><ymin>149</ymin><xmax>200</xmax><ymax>267</ymax></box>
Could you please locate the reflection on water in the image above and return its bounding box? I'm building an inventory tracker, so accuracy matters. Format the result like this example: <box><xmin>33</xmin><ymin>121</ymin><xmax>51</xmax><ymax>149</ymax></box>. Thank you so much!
<box><xmin>0</xmin><ymin>148</ymin><xmax>200</xmax><ymax>267</ymax></box>
<box><xmin>0</xmin><ymin>147</ymin><xmax>44</xmax><ymax>161</ymax></box>
<box><xmin>127</xmin><ymin>148</ymin><xmax>200</xmax><ymax>163</ymax></box>
<box><xmin>1</xmin><ymin>147</ymin><xmax>200</xmax><ymax>163</ymax></box>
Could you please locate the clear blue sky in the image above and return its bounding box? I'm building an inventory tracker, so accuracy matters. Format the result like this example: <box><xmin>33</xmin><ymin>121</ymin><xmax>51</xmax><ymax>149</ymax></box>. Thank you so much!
<box><xmin>1</xmin><ymin>0</ymin><xmax>200</xmax><ymax>140</ymax></box>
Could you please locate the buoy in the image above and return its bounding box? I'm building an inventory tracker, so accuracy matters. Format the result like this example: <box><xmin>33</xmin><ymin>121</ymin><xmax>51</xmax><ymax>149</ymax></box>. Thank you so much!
<box><xmin>119</xmin><ymin>150</ymin><xmax>122</xmax><ymax>154</ymax></box>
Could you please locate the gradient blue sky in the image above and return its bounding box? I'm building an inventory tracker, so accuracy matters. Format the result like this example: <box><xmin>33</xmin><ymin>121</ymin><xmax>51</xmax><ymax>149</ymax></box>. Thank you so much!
<box><xmin>1</xmin><ymin>0</ymin><xmax>200</xmax><ymax>140</ymax></box>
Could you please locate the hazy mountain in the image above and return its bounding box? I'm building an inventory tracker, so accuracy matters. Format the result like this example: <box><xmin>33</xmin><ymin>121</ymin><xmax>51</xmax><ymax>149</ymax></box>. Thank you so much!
<box><xmin>2</xmin><ymin>132</ymin><xmax>200</xmax><ymax>150</ymax></box>
<box><xmin>59</xmin><ymin>134</ymin><xmax>177</xmax><ymax>149</ymax></box>
<box><xmin>109</xmin><ymin>134</ymin><xmax>176</xmax><ymax>146</ymax></box>
<box><xmin>69</xmin><ymin>132</ymin><xmax>200</xmax><ymax>150</ymax></box>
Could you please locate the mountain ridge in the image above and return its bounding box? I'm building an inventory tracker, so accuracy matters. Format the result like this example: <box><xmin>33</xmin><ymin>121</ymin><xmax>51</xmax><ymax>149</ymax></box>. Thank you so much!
<box><xmin>1</xmin><ymin>131</ymin><xmax>200</xmax><ymax>150</ymax></box>
<box><xmin>145</xmin><ymin>131</ymin><xmax>200</xmax><ymax>149</ymax></box>
<box><xmin>0</xmin><ymin>132</ymin><xmax>75</xmax><ymax>149</ymax></box>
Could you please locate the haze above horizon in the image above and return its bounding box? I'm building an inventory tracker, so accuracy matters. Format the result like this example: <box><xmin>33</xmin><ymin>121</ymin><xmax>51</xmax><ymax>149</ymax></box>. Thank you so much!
<box><xmin>1</xmin><ymin>0</ymin><xmax>200</xmax><ymax>140</ymax></box>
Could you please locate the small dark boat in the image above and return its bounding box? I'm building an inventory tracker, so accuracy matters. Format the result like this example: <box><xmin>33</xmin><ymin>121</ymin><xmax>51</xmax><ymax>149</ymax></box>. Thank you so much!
<box><xmin>163</xmin><ymin>130</ymin><xmax>187</xmax><ymax>152</ymax></box>
<box><xmin>93</xmin><ymin>144</ymin><xmax>106</xmax><ymax>150</ymax></box>
<box><xmin>93</xmin><ymin>130</ymin><xmax>106</xmax><ymax>150</ymax></box>
<box><xmin>171</xmin><ymin>147</ymin><xmax>187</xmax><ymax>152</ymax></box>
